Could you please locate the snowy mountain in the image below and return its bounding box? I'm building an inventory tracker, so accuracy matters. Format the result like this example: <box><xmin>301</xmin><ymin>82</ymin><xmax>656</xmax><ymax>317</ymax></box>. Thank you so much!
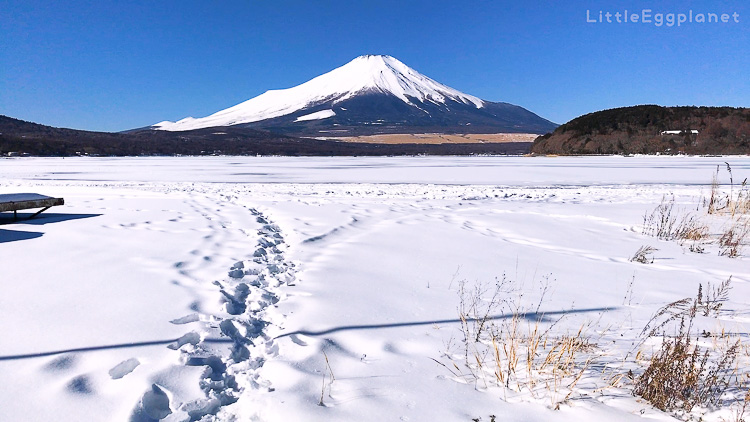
<box><xmin>152</xmin><ymin>55</ymin><xmax>557</xmax><ymax>135</ymax></box>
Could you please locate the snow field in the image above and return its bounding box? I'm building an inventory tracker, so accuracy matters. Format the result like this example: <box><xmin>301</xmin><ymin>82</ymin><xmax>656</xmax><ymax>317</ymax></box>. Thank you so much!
<box><xmin>0</xmin><ymin>156</ymin><xmax>749</xmax><ymax>421</ymax></box>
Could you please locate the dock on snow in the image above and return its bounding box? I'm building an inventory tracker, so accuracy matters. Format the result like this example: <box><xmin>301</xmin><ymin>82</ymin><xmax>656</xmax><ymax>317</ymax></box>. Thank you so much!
<box><xmin>0</xmin><ymin>193</ymin><xmax>64</xmax><ymax>220</ymax></box>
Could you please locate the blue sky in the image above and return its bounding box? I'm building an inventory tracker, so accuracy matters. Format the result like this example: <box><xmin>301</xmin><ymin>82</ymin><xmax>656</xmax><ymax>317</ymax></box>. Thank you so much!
<box><xmin>1</xmin><ymin>0</ymin><xmax>747</xmax><ymax>132</ymax></box>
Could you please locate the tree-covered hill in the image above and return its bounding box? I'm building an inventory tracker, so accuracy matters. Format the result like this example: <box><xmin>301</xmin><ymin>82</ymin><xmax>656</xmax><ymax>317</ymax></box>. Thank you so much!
<box><xmin>532</xmin><ymin>106</ymin><xmax>749</xmax><ymax>155</ymax></box>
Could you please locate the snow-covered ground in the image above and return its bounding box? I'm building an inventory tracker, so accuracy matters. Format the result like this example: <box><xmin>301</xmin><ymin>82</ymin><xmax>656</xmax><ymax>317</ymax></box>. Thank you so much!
<box><xmin>1</xmin><ymin>156</ymin><xmax>749</xmax><ymax>422</ymax></box>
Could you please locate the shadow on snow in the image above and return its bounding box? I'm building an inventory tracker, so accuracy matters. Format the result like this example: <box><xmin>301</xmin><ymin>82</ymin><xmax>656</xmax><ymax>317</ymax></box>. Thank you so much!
<box><xmin>276</xmin><ymin>307</ymin><xmax>615</xmax><ymax>338</ymax></box>
<box><xmin>0</xmin><ymin>307</ymin><xmax>615</xmax><ymax>361</ymax></box>
<box><xmin>0</xmin><ymin>213</ymin><xmax>101</xmax><ymax>243</ymax></box>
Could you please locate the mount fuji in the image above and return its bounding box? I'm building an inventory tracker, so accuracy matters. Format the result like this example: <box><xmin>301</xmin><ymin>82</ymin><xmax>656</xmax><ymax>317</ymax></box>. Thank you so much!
<box><xmin>151</xmin><ymin>55</ymin><xmax>557</xmax><ymax>136</ymax></box>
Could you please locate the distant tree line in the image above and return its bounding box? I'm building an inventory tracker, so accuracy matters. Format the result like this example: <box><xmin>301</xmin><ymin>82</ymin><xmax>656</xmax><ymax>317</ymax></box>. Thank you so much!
<box><xmin>0</xmin><ymin>115</ymin><xmax>531</xmax><ymax>157</ymax></box>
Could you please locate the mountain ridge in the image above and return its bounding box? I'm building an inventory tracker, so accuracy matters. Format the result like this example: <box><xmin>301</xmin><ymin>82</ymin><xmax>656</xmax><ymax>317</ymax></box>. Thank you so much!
<box><xmin>151</xmin><ymin>55</ymin><xmax>557</xmax><ymax>135</ymax></box>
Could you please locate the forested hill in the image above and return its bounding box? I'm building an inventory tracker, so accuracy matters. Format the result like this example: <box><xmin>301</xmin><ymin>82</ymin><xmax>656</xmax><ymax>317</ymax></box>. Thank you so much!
<box><xmin>531</xmin><ymin>106</ymin><xmax>749</xmax><ymax>155</ymax></box>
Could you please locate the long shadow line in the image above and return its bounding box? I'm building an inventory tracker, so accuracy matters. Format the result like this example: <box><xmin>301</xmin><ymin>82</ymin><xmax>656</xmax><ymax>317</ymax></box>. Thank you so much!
<box><xmin>0</xmin><ymin>307</ymin><xmax>615</xmax><ymax>361</ymax></box>
<box><xmin>275</xmin><ymin>306</ymin><xmax>615</xmax><ymax>339</ymax></box>
<box><xmin>0</xmin><ymin>338</ymin><xmax>232</xmax><ymax>361</ymax></box>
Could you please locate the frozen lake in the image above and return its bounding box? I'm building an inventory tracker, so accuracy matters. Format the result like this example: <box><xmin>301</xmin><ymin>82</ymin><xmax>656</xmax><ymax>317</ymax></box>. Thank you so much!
<box><xmin>4</xmin><ymin>155</ymin><xmax>749</xmax><ymax>185</ymax></box>
<box><xmin>1</xmin><ymin>156</ymin><xmax>748</xmax><ymax>422</ymax></box>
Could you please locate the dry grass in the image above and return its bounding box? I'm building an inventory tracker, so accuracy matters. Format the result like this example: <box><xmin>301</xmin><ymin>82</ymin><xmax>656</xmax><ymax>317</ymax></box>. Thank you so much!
<box><xmin>642</xmin><ymin>165</ymin><xmax>749</xmax><ymax>258</ymax></box>
<box><xmin>698</xmin><ymin>277</ymin><xmax>733</xmax><ymax>317</ymax></box>
<box><xmin>639</xmin><ymin>297</ymin><xmax>694</xmax><ymax>340</ymax></box>
<box><xmin>642</xmin><ymin>195</ymin><xmax>709</xmax><ymax>242</ymax></box>
<box><xmin>639</xmin><ymin>278</ymin><xmax>732</xmax><ymax>341</ymax></box>
<box><xmin>706</xmin><ymin>163</ymin><xmax>750</xmax><ymax>218</ymax></box>
<box><xmin>447</xmin><ymin>277</ymin><xmax>595</xmax><ymax>408</ymax></box>
<box><xmin>719</xmin><ymin>220</ymin><xmax>750</xmax><ymax>258</ymax></box>
<box><xmin>630</xmin><ymin>245</ymin><xmax>658</xmax><ymax>264</ymax></box>
<box><xmin>488</xmin><ymin>314</ymin><xmax>594</xmax><ymax>408</ymax></box>
<box><xmin>707</xmin><ymin>165</ymin><xmax>723</xmax><ymax>215</ymax></box>
<box><xmin>634</xmin><ymin>320</ymin><xmax>740</xmax><ymax>412</ymax></box>
<box><xmin>711</xmin><ymin>163</ymin><xmax>750</xmax><ymax>257</ymax></box>
<box><xmin>727</xmin><ymin>388</ymin><xmax>750</xmax><ymax>422</ymax></box>
<box><xmin>318</xmin><ymin>351</ymin><xmax>336</xmax><ymax>406</ymax></box>
<box><xmin>440</xmin><ymin>270</ymin><xmax>749</xmax><ymax>418</ymax></box>
<box><xmin>634</xmin><ymin>279</ymin><xmax>742</xmax><ymax>413</ymax></box>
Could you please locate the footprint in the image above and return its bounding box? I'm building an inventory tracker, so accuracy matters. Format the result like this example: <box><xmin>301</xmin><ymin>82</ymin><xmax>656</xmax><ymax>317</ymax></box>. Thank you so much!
<box><xmin>131</xmin><ymin>384</ymin><xmax>172</xmax><ymax>421</ymax></box>
<box><xmin>289</xmin><ymin>334</ymin><xmax>308</xmax><ymax>346</ymax></box>
<box><xmin>228</xmin><ymin>269</ymin><xmax>244</xmax><ymax>279</ymax></box>
<box><xmin>44</xmin><ymin>354</ymin><xmax>76</xmax><ymax>372</ymax></box>
<box><xmin>184</xmin><ymin>398</ymin><xmax>222</xmax><ymax>421</ymax></box>
<box><xmin>67</xmin><ymin>375</ymin><xmax>93</xmax><ymax>395</ymax></box>
<box><xmin>223</xmin><ymin>283</ymin><xmax>250</xmax><ymax>315</ymax></box>
<box><xmin>219</xmin><ymin>320</ymin><xmax>247</xmax><ymax>344</ymax></box>
<box><xmin>267</xmin><ymin>264</ymin><xmax>283</xmax><ymax>274</ymax></box>
<box><xmin>109</xmin><ymin>358</ymin><xmax>140</xmax><ymax>379</ymax></box>
<box><xmin>170</xmin><ymin>313</ymin><xmax>200</xmax><ymax>325</ymax></box>
<box><xmin>186</xmin><ymin>356</ymin><xmax>226</xmax><ymax>379</ymax></box>
<box><xmin>231</xmin><ymin>344</ymin><xmax>251</xmax><ymax>363</ymax></box>
<box><xmin>265</xmin><ymin>341</ymin><xmax>279</xmax><ymax>356</ymax></box>
<box><xmin>253</xmin><ymin>247</ymin><xmax>267</xmax><ymax>258</ymax></box>
<box><xmin>167</xmin><ymin>332</ymin><xmax>201</xmax><ymax>350</ymax></box>
<box><xmin>163</xmin><ymin>207</ymin><xmax>296</xmax><ymax>419</ymax></box>
<box><xmin>258</xmin><ymin>238</ymin><xmax>274</xmax><ymax>248</ymax></box>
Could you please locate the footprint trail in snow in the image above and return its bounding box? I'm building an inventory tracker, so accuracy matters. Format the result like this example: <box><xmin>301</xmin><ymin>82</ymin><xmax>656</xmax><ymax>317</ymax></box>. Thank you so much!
<box><xmin>130</xmin><ymin>202</ymin><xmax>296</xmax><ymax>421</ymax></box>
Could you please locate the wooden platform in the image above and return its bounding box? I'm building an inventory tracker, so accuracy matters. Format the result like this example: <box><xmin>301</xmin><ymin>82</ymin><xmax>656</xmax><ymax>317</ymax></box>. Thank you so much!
<box><xmin>0</xmin><ymin>193</ymin><xmax>65</xmax><ymax>220</ymax></box>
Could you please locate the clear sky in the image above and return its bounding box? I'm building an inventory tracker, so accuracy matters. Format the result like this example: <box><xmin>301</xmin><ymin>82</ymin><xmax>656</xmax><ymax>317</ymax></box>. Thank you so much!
<box><xmin>1</xmin><ymin>0</ymin><xmax>747</xmax><ymax>132</ymax></box>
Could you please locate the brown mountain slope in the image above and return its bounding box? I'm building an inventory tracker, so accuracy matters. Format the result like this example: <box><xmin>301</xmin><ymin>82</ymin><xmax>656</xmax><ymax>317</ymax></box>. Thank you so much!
<box><xmin>531</xmin><ymin>106</ymin><xmax>750</xmax><ymax>155</ymax></box>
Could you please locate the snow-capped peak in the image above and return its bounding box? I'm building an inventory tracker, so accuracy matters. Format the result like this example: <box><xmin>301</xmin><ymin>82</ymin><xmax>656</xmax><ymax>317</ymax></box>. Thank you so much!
<box><xmin>324</xmin><ymin>54</ymin><xmax>484</xmax><ymax>107</ymax></box>
<box><xmin>153</xmin><ymin>55</ymin><xmax>484</xmax><ymax>131</ymax></box>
